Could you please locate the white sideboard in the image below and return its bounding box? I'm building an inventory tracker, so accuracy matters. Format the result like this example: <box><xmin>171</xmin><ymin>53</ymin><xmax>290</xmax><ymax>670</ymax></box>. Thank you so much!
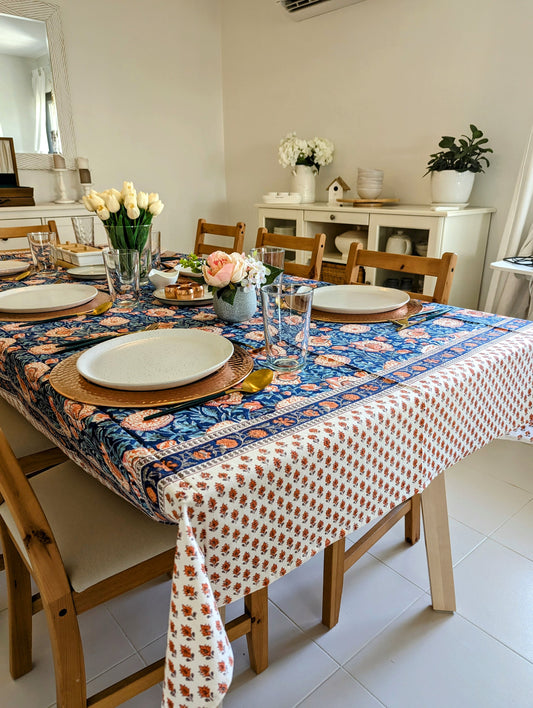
<box><xmin>0</xmin><ymin>203</ymin><xmax>106</xmax><ymax>249</ymax></box>
<box><xmin>257</xmin><ymin>203</ymin><xmax>495</xmax><ymax>308</ymax></box>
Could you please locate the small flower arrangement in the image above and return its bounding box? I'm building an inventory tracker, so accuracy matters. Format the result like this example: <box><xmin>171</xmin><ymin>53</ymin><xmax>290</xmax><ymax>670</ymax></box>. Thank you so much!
<box><xmin>180</xmin><ymin>251</ymin><xmax>281</xmax><ymax>305</ymax></box>
<box><xmin>82</xmin><ymin>181</ymin><xmax>164</xmax><ymax>251</ymax></box>
<box><xmin>278</xmin><ymin>132</ymin><xmax>334</xmax><ymax>173</ymax></box>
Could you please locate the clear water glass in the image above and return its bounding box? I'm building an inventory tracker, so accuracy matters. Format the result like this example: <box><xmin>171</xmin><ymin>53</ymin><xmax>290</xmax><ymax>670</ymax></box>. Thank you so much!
<box><xmin>260</xmin><ymin>283</ymin><xmax>313</xmax><ymax>372</ymax></box>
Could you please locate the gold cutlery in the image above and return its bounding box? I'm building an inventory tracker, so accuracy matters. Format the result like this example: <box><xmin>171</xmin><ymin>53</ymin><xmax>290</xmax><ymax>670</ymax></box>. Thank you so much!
<box><xmin>1</xmin><ymin>268</ymin><xmax>34</xmax><ymax>282</ymax></box>
<box><xmin>36</xmin><ymin>300</ymin><xmax>113</xmax><ymax>324</ymax></box>
<box><xmin>234</xmin><ymin>339</ymin><xmax>266</xmax><ymax>354</ymax></box>
<box><xmin>144</xmin><ymin>368</ymin><xmax>274</xmax><ymax>420</ymax></box>
<box><xmin>392</xmin><ymin>307</ymin><xmax>451</xmax><ymax>330</ymax></box>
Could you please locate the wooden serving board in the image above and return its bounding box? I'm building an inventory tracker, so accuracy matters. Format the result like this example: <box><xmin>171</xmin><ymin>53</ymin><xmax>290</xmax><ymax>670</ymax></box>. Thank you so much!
<box><xmin>337</xmin><ymin>198</ymin><xmax>400</xmax><ymax>207</ymax></box>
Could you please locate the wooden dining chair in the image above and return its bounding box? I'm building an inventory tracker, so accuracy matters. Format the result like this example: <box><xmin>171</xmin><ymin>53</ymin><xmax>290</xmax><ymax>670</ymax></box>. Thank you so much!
<box><xmin>255</xmin><ymin>228</ymin><xmax>326</xmax><ymax>280</ymax></box>
<box><xmin>321</xmin><ymin>243</ymin><xmax>458</xmax><ymax>629</ymax></box>
<box><xmin>194</xmin><ymin>218</ymin><xmax>245</xmax><ymax>256</ymax></box>
<box><xmin>0</xmin><ymin>427</ymin><xmax>268</xmax><ymax>707</ymax></box>
<box><xmin>0</xmin><ymin>220</ymin><xmax>59</xmax><ymax>249</ymax></box>
<box><xmin>344</xmin><ymin>242</ymin><xmax>457</xmax><ymax>304</ymax></box>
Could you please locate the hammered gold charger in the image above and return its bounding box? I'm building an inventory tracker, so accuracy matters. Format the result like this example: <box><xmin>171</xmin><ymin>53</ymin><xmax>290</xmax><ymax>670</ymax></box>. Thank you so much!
<box><xmin>311</xmin><ymin>299</ymin><xmax>422</xmax><ymax>324</ymax></box>
<box><xmin>49</xmin><ymin>345</ymin><xmax>253</xmax><ymax>408</ymax></box>
<box><xmin>0</xmin><ymin>290</ymin><xmax>110</xmax><ymax>323</ymax></box>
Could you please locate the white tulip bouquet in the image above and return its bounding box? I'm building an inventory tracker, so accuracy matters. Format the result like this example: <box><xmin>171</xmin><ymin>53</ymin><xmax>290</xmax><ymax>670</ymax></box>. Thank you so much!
<box><xmin>278</xmin><ymin>132</ymin><xmax>334</xmax><ymax>173</ymax></box>
<box><xmin>82</xmin><ymin>181</ymin><xmax>164</xmax><ymax>252</ymax></box>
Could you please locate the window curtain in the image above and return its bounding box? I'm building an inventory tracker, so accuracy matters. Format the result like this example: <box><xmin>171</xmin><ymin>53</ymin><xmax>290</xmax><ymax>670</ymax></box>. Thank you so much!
<box><xmin>484</xmin><ymin>126</ymin><xmax>533</xmax><ymax>320</ymax></box>
<box><xmin>32</xmin><ymin>67</ymin><xmax>48</xmax><ymax>154</ymax></box>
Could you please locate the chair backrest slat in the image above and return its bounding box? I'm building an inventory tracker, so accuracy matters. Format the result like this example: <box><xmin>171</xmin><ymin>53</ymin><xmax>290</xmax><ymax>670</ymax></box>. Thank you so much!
<box><xmin>344</xmin><ymin>244</ymin><xmax>457</xmax><ymax>304</ymax></box>
<box><xmin>0</xmin><ymin>220</ymin><xmax>59</xmax><ymax>250</ymax></box>
<box><xmin>255</xmin><ymin>228</ymin><xmax>326</xmax><ymax>280</ymax></box>
<box><xmin>194</xmin><ymin>219</ymin><xmax>245</xmax><ymax>256</ymax></box>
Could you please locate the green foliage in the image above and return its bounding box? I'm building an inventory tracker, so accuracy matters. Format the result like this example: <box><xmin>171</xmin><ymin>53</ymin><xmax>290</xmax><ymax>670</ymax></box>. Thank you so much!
<box><xmin>425</xmin><ymin>124</ymin><xmax>493</xmax><ymax>175</ymax></box>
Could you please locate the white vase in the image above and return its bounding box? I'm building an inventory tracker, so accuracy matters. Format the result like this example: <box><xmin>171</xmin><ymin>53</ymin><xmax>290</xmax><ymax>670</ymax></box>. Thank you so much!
<box><xmin>290</xmin><ymin>165</ymin><xmax>316</xmax><ymax>204</ymax></box>
<box><xmin>430</xmin><ymin>170</ymin><xmax>475</xmax><ymax>204</ymax></box>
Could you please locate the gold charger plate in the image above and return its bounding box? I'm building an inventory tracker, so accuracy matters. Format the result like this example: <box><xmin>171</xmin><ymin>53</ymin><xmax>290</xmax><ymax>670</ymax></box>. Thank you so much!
<box><xmin>0</xmin><ymin>290</ymin><xmax>110</xmax><ymax>323</ymax></box>
<box><xmin>49</xmin><ymin>344</ymin><xmax>253</xmax><ymax>408</ymax></box>
<box><xmin>311</xmin><ymin>299</ymin><xmax>422</xmax><ymax>324</ymax></box>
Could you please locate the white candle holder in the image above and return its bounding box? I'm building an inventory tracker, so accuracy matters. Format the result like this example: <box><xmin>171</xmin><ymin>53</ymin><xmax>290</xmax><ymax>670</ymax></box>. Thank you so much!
<box><xmin>53</xmin><ymin>168</ymin><xmax>75</xmax><ymax>204</ymax></box>
<box><xmin>79</xmin><ymin>183</ymin><xmax>93</xmax><ymax>203</ymax></box>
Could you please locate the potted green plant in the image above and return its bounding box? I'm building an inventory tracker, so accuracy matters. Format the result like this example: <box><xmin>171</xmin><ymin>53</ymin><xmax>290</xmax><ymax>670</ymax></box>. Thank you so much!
<box><xmin>425</xmin><ymin>124</ymin><xmax>493</xmax><ymax>204</ymax></box>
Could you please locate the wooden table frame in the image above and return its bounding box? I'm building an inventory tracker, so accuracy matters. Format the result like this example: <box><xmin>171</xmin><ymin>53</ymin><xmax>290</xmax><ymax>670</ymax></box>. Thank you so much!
<box><xmin>322</xmin><ymin>473</ymin><xmax>455</xmax><ymax>628</ymax></box>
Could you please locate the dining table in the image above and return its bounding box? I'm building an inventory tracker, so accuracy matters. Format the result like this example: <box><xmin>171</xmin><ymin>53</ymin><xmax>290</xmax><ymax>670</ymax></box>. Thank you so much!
<box><xmin>0</xmin><ymin>251</ymin><xmax>532</xmax><ymax>708</ymax></box>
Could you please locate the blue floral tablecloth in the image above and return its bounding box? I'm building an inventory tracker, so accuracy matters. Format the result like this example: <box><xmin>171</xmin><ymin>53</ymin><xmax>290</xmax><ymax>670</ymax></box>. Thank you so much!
<box><xmin>1</xmin><ymin>256</ymin><xmax>532</xmax><ymax>708</ymax></box>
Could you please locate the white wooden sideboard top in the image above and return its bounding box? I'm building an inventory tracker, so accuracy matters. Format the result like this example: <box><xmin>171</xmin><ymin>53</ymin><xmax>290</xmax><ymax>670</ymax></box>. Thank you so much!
<box><xmin>256</xmin><ymin>202</ymin><xmax>495</xmax><ymax>217</ymax></box>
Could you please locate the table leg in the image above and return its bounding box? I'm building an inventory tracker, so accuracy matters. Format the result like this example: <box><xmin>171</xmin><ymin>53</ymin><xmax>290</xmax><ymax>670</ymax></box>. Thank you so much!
<box><xmin>322</xmin><ymin>538</ymin><xmax>346</xmax><ymax>628</ymax></box>
<box><xmin>421</xmin><ymin>473</ymin><xmax>456</xmax><ymax>612</ymax></box>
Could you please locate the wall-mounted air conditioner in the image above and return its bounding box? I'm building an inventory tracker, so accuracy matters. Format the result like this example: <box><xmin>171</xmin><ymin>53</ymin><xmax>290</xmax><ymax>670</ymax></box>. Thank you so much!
<box><xmin>277</xmin><ymin>0</ymin><xmax>367</xmax><ymax>22</ymax></box>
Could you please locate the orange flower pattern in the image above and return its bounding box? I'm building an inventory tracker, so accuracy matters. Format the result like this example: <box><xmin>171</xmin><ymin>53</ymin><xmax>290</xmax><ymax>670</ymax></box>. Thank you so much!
<box><xmin>0</xmin><ymin>259</ymin><xmax>531</xmax><ymax>708</ymax></box>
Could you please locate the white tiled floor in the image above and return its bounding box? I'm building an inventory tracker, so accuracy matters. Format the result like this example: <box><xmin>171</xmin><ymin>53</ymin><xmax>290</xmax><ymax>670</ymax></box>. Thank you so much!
<box><xmin>0</xmin><ymin>439</ymin><xmax>531</xmax><ymax>707</ymax></box>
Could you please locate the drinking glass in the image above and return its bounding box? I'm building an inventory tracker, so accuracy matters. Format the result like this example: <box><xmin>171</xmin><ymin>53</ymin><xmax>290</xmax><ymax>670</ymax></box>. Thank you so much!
<box><xmin>250</xmin><ymin>246</ymin><xmax>285</xmax><ymax>283</ymax></box>
<box><xmin>27</xmin><ymin>231</ymin><xmax>58</xmax><ymax>273</ymax></box>
<box><xmin>149</xmin><ymin>229</ymin><xmax>162</xmax><ymax>269</ymax></box>
<box><xmin>260</xmin><ymin>283</ymin><xmax>313</xmax><ymax>372</ymax></box>
<box><xmin>71</xmin><ymin>216</ymin><xmax>95</xmax><ymax>246</ymax></box>
<box><xmin>103</xmin><ymin>249</ymin><xmax>140</xmax><ymax>309</ymax></box>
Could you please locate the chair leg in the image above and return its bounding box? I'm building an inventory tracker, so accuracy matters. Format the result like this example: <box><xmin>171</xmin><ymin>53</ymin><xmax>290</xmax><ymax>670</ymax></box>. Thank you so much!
<box><xmin>244</xmin><ymin>587</ymin><xmax>268</xmax><ymax>674</ymax></box>
<box><xmin>322</xmin><ymin>538</ymin><xmax>345</xmax><ymax>629</ymax></box>
<box><xmin>0</xmin><ymin>524</ymin><xmax>33</xmax><ymax>678</ymax></box>
<box><xmin>44</xmin><ymin>595</ymin><xmax>87</xmax><ymax>708</ymax></box>
<box><xmin>404</xmin><ymin>494</ymin><xmax>421</xmax><ymax>545</ymax></box>
<box><xmin>421</xmin><ymin>473</ymin><xmax>456</xmax><ymax>612</ymax></box>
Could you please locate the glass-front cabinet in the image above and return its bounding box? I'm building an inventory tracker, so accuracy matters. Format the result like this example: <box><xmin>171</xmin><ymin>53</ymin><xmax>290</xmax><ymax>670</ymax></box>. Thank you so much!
<box><xmin>257</xmin><ymin>203</ymin><xmax>495</xmax><ymax>309</ymax></box>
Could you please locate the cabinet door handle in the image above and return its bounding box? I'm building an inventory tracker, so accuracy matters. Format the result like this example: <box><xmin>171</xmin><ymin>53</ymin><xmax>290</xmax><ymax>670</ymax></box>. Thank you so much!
<box><xmin>330</xmin><ymin>214</ymin><xmax>336</xmax><ymax>221</ymax></box>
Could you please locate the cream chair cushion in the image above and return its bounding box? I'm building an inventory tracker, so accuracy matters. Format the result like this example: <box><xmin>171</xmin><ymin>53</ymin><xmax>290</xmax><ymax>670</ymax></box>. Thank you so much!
<box><xmin>0</xmin><ymin>460</ymin><xmax>177</xmax><ymax>592</ymax></box>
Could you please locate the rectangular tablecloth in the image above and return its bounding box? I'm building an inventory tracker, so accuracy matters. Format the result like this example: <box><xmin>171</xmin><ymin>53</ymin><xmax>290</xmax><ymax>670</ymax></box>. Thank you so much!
<box><xmin>0</xmin><ymin>264</ymin><xmax>532</xmax><ymax>707</ymax></box>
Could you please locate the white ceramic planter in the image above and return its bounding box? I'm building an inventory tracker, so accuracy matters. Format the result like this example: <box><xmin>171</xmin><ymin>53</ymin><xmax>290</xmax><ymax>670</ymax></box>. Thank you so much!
<box><xmin>430</xmin><ymin>170</ymin><xmax>475</xmax><ymax>204</ymax></box>
<box><xmin>290</xmin><ymin>165</ymin><xmax>316</xmax><ymax>203</ymax></box>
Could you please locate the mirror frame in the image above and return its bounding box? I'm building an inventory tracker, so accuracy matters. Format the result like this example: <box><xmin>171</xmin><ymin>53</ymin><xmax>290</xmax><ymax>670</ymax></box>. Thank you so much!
<box><xmin>0</xmin><ymin>0</ymin><xmax>77</xmax><ymax>170</ymax></box>
<box><xmin>0</xmin><ymin>137</ymin><xmax>19</xmax><ymax>185</ymax></box>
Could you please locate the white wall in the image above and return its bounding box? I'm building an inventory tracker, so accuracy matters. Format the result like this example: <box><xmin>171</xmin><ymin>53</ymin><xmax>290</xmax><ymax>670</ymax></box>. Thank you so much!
<box><xmin>220</xmin><ymin>0</ymin><xmax>533</xmax><ymax>304</ymax></box>
<box><xmin>17</xmin><ymin>0</ymin><xmax>228</xmax><ymax>253</ymax></box>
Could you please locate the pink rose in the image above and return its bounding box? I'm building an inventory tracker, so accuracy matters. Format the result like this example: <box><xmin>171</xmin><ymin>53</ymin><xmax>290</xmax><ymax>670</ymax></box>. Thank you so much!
<box><xmin>202</xmin><ymin>251</ymin><xmax>234</xmax><ymax>288</ymax></box>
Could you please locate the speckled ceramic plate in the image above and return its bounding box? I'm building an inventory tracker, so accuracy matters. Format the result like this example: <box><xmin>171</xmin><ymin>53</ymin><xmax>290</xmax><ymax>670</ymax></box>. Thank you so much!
<box><xmin>76</xmin><ymin>329</ymin><xmax>234</xmax><ymax>391</ymax></box>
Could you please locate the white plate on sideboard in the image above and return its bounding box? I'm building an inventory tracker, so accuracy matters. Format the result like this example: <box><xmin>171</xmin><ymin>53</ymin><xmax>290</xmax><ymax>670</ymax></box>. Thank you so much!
<box><xmin>312</xmin><ymin>284</ymin><xmax>409</xmax><ymax>314</ymax></box>
<box><xmin>0</xmin><ymin>284</ymin><xmax>97</xmax><ymax>313</ymax></box>
<box><xmin>76</xmin><ymin>329</ymin><xmax>234</xmax><ymax>391</ymax></box>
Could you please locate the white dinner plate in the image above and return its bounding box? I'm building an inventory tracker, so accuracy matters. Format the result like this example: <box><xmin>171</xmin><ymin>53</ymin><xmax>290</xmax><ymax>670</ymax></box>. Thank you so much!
<box><xmin>0</xmin><ymin>283</ymin><xmax>98</xmax><ymax>313</ymax></box>
<box><xmin>178</xmin><ymin>267</ymin><xmax>204</xmax><ymax>280</ymax></box>
<box><xmin>76</xmin><ymin>329</ymin><xmax>234</xmax><ymax>391</ymax></box>
<box><xmin>312</xmin><ymin>284</ymin><xmax>410</xmax><ymax>314</ymax></box>
<box><xmin>67</xmin><ymin>265</ymin><xmax>107</xmax><ymax>280</ymax></box>
<box><xmin>153</xmin><ymin>288</ymin><xmax>213</xmax><ymax>306</ymax></box>
<box><xmin>0</xmin><ymin>260</ymin><xmax>30</xmax><ymax>276</ymax></box>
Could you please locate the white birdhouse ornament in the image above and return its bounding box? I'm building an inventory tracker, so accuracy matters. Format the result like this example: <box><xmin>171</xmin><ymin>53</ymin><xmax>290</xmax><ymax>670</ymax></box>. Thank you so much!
<box><xmin>327</xmin><ymin>177</ymin><xmax>351</xmax><ymax>205</ymax></box>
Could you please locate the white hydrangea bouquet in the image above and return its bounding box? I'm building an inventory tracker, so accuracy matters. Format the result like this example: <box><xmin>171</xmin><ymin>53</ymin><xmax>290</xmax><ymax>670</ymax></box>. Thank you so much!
<box><xmin>278</xmin><ymin>132</ymin><xmax>334</xmax><ymax>174</ymax></box>
<box><xmin>82</xmin><ymin>181</ymin><xmax>164</xmax><ymax>252</ymax></box>
<box><xmin>181</xmin><ymin>251</ymin><xmax>281</xmax><ymax>305</ymax></box>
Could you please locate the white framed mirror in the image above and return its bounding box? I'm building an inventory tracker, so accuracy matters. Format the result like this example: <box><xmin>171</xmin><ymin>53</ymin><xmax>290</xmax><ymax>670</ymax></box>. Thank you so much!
<box><xmin>0</xmin><ymin>0</ymin><xmax>76</xmax><ymax>170</ymax></box>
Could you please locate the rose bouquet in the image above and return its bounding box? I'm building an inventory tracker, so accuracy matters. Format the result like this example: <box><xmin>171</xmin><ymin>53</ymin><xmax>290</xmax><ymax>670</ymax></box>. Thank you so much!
<box><xmin>180</xmin><ymin>251</ymin><xmax>282</xmax><ymax>305</ymax></box>
<box><xmin>278</xmin><ymin>132</ymin><xmax>334</xmax><ymax>173</ymax></box>
<box><xmin>82</xmin><ymin>181</ymin><xmax>164</xmax><ymax>253</ymax></box>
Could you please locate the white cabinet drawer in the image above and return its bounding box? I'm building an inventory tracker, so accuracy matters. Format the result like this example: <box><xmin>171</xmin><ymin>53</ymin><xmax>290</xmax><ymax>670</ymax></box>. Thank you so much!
<box><xmin>303</xmin><ymin>210</ymin><xmax>369</xmax><ymax>226</ymax></box>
